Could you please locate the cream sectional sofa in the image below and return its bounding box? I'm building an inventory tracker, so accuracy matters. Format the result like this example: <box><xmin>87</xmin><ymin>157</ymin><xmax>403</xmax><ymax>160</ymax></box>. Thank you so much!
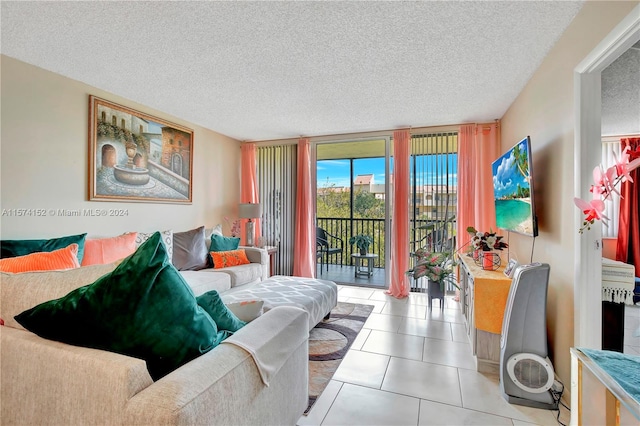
<box><xmin>179</xmin><ymin>245</ymin><xmax>269</xmax><ymax>296</ymax></box>
<box><xmin>1</xmin><ymin>258</ymin><xmax>309</xmax><ymax>425</ymax></box>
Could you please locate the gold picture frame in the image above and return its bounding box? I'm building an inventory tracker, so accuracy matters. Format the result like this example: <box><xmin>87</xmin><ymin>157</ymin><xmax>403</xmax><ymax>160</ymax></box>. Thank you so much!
<box><xmin>88</xmin><ymin>95</ymin><xmax>193</xmax><ymax>204</ymax></box>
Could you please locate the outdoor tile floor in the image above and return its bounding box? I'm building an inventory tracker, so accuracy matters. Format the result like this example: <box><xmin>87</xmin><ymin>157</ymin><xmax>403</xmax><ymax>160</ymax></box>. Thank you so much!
<box><xmin>298</xmin><ymin>285</ymin><xmax>571</xmax><ymax>426</ymax></box>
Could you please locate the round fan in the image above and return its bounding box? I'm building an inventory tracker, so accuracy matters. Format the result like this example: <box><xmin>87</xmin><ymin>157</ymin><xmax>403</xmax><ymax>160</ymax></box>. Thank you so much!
<box><xmin>505</xmin><ymin>353</ymin><xmax>554</xmax><ymax>394</ymax></box>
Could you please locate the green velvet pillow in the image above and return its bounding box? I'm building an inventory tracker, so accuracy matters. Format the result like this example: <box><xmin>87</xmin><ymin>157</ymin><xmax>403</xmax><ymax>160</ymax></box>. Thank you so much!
<box><xmin>210</xmin><ymin>233</ymin><xmax>240</xmax><ymax>252</ymax></box>
<box><xmin>15</xmin><ymin>232</ymin><xmax>224</xmax><ymax>380</ymax></box>
<box><xmin>196</xmin><ymin>290</ymin><xmax>246</xmax><ymax>333</ymax></box>
<box><xmin>1</xmin><ymin>233</ymin><xmax>87</xmax><ymax>263</ymax></box>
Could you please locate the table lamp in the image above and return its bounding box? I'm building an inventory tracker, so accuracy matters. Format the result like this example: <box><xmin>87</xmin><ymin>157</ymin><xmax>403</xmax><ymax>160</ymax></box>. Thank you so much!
<box><xmin>238</xmin><ymin>203</ymin><xmax>261</xmax><ymax>246</ymax></box>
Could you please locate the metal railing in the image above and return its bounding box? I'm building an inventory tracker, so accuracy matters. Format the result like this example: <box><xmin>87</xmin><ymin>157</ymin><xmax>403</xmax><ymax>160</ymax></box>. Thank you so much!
<box><xmin>316</xmin><ymin>217</ymin><xmax>457</xmax><ymax>270</ymax></box>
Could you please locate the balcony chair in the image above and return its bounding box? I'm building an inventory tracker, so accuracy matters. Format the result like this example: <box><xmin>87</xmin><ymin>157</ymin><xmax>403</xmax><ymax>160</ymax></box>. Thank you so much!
<box><xmin>316</xmin><ymin>226</ymin><xmax>344</xmax><ymax>273</ymax></box>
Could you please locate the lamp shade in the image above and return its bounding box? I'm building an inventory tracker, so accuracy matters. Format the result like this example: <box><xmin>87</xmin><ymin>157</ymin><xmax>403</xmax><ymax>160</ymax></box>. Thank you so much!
<box><xmin>238</xmin><ymin>203</ymin><xmax>261</xmax><ymax>219</ymax></box>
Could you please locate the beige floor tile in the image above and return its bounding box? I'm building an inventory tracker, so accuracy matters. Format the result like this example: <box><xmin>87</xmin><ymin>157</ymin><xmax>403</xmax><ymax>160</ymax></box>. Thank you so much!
<box><xmin>361</xmin><ymin>330</ymin><xmax>425</xmax><ymax>360</ymax></box>
<box><xmin>344</xmin><ymin>297</ymin><xmax>386</xmax><ymax>313</ymax></box>
<box><xmin>369</xmin><ymin>290</ymin><xmax>409</xmax><ymax>304</ymax></box>
<box><xmin>350</xmin><ymin>328</ymin><xmax>371</xmax><ymax>351</ymax></box>
<box><xmin>363</xmin><ymin>312</ymin><xmax>403</xmax><ymax>333</ymax></box>
<box><xmin>338</xmin><ymin>287</ymin><xmax>376</xmax><ymax>299</ymax></box>
<box><xmin>381</xmin><ymin>300</ymin><xmax>428</xmax><ymax>319</ymax></box>
<box><xmin>426</xmin><ymin>307</ymin><xmax>464</xmax><ymax>323</ymax></box>
<box><xmin>381</xmin><ymin>357</ymin><xmax>462</xmax><ymax>406</ymax></box>
<box><xmin>422</xmin><ymin>337</ymin><xmax>476</xmax><ymax>370</ymax></box>
<box><xmin>398</xmin><ymin>317</ymin><xmax>452</xmax><ymax>341</ymax></box>
<box><xmin>418</xmin><ymin>400</ymin><xmax>513</xmax><ymax>425</ymax></box>
<box><xmin>322</xmin><ymin>383</ymin><xmax>420</xmax><ymax>426</ymax></box>
<box><xmin>458</xmin><ymin>369</ymin><xmax>559</xmax><ymax>425</ymax></box>
<box><xmin>298</xmin><ymin>380</ymin><xmax>343</xmax><ymax>426</ymax></box>
<box><xmin>332</xmin><ymin>350</ymin><xmax>390</xmax><ymax>389</ymax></box>
<box><xmin>451</xmin><ymin>322</ymin><xmax>468</xmax><ymax>343</ymax></box>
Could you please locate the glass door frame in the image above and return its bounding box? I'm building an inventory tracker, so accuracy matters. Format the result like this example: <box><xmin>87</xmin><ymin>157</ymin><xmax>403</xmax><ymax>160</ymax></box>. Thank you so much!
<box><xmin>311</xmin><ymin>136</ymin><xmax>392</xmax><ymax>287</ymax></box>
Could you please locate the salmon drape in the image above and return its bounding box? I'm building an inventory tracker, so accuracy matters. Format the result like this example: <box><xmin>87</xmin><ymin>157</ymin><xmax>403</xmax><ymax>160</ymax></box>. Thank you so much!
<box><xmin>386</xmin><ymin>130</ymin><xmax>411</xmax><ymax>298</ymax></box>
<box><xmin>293</xmin><ymin>138</ymin><xmax>315</xmax><ymax>278</ymax></box>
<box><xmin>456</xmin><ymin>123</ymin><xmax>500</xmax><ymax>254</ymax></box>
<box><xmin>240</xmin><ymin>143</ymin><xmax>261</xmax><ymax>245</ymax></box>
<box><xmin>616</xmin><ymin>137</ymin><xmax>640</xmax><ymax>277</ymax></box>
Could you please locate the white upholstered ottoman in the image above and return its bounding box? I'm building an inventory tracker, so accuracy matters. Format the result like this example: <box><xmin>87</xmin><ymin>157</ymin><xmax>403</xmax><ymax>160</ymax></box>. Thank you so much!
<box><xmin>221</xmin><ymin>275</ymin><xmax>338</xmax><ymax>331</ymax></box>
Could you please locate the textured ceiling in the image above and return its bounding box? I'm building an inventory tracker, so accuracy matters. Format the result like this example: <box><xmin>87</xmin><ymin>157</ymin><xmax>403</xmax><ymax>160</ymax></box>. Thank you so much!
<box><xmin>1</xmin><ymin>1</ymin><xmax>583</xmax><ymax>142</ymax></box>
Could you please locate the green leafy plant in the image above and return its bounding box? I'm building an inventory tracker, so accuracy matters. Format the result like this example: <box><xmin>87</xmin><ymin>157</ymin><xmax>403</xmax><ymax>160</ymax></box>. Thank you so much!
<box><xmin>406</xmin><ymin>247</ymin><xmax>460</xmax><ymax>291</ymax></box>
<box><xmin>349</xmin><ymin>234</ymin><xmax>373</xmax><ymax>254</ymax></box>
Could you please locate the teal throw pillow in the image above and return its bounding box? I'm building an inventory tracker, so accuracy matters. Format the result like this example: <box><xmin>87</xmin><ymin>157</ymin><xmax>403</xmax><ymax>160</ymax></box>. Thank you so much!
<box><xmin>1</xmin><ymin>233</ymin><xmax>87</xmax><ymax>263</ymax></box>
<box><xmin>15</xmin><ymin>232</ymin><xmax>225</xmax><ymax>380</ymax></box>
<box><xmin>196</xmin><ymin>290</ymin><xmax>246</xmax><ymax>333</ymax></box>
<box><xmin>210</xmin><ymin>233</ymin><xmax>240</xmax><ymax>252</ymax></box>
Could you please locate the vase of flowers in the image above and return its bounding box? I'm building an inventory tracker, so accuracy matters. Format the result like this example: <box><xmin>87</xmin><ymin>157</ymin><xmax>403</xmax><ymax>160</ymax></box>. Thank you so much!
<box><xmin>466</xmin><ymin>227</ymin><xmax>508</xmax><ymax>270</ymax></box>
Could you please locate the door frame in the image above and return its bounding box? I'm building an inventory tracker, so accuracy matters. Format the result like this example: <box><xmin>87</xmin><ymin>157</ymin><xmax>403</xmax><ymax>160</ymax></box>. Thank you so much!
<box><xmin>312</xmin><ymin>136</ymin><xmax>392</xmax><ymax>285</ymax></box>
<box><xmin>572</xmin><ymin>5</ymin><xmax>640</xmax><ymax>423</ymax></box>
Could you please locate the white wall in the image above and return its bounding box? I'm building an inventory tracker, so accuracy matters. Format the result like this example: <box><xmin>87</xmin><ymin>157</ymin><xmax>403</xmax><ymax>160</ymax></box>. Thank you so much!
<box><xmin>500</xmin><ymin>0</ymin><xmax>639</xmax><ymax>400</ymax></box>
<box><xmin>0</xmin><ymin>55</ymin><xmax>241</xmax><ymax>239</ymax></box>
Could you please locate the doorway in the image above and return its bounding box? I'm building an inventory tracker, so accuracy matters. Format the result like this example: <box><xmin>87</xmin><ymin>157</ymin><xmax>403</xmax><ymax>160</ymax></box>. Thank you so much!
<box><xmin>574</xmin><ymin>3</ymin><xmax>640</xmax><ymax>351</ymax></box>
<box><xmin>314</xmin><ymin>138</ymin><xmax>391</xmax><ymax>287</ymax></box>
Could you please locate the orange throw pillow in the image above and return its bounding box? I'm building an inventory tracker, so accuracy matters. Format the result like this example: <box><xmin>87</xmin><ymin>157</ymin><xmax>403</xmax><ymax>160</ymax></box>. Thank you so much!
<box><xmin>0</xmin><ymin>244</ymin><xmax>80</xmax><ymax>273</ymax></box>
<box><xmin>210</xmin><ymin>249</ymin><xmax>250</xmax><ymax>269</ymax></box>
<box><xmin>81</xmin><ymin>233</ymin><xmax>138</xmax><ymax>266</ymax></box>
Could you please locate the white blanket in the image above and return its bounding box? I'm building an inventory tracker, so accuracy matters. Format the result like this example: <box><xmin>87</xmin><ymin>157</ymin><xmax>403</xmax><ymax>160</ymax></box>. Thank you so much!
<box><xmin>222</xmin><ymin>306</ymin><xmax>309</xmax><ymax>386</ymax></box>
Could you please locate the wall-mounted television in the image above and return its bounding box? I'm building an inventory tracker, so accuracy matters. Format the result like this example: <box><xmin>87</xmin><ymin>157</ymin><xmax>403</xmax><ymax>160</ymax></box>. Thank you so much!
<box><xmin>491</xmin><ymin>136</ymin><xmax>538</xmax><ymax>237</ymax></box>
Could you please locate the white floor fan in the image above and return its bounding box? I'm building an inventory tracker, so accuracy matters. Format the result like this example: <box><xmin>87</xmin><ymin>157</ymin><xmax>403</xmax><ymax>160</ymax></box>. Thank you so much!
<box><xmin>499</xmin><ymin>262</ymin><xmax>559</xmax><ymax>410</ymax></box>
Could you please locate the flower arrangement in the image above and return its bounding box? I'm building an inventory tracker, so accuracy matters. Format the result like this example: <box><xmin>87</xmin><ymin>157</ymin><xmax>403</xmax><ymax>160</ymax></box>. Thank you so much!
<box><xmin>406</xmin><ymin>248</ymin><xmax>459</xmax><ymax>291</ymax></box>
<box><xmin>467</xmin><ymin>226</ymin><xmax>509</xmax><ymax>251</ymax></box>
<box><xmin>574</xmin><ymin>144</ymin><xmax>640</xmax><ymax>233</ymax></box>
<box><xmin>224</xmin><ymin>217</ymin><xmax>242</xmax><ymax>237</ymax></box>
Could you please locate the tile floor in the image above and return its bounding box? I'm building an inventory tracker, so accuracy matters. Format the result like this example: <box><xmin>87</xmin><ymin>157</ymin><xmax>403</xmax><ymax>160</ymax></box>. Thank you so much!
<box><xmin>298</xmin><ymin>285</ymin><xmax>571</xmax><ymax>426</ymax></box>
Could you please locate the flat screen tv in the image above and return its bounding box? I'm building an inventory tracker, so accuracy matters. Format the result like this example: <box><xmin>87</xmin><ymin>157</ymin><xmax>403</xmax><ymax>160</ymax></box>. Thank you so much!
<box><xmin>491</xmin><ymin>136</ymin><xmax>538</xmax><ymax>237</ymax></box>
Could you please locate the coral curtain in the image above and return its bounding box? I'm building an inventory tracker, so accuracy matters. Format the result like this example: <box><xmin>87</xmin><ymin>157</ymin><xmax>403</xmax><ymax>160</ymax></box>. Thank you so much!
<box><xmin>386</xmin><ymin>129</ymin><xmax>411</xmax><ymax>298</ymax></box>
<box><xmin>456</xmin><ymin>123</ymin><xmax>500</xmax><ymax>254</ymax></box>
<box><xmin>616</xmin><ymin>137</ymin><xmax>640</xmax><ymax>277</ymax></box>
<box><xmin>240</xmin><ymin>143</ymin><xmax>261</xmax><ymax>245</ymax></box>
<box><xmin>293</xmin><ymin>138</ymin><xmax>315</xmax><ymax>277</ymax></box>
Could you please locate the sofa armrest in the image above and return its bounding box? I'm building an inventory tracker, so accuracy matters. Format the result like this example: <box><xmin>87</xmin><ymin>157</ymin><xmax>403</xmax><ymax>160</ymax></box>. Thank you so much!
<box><xmin>1</xmin><ymin>326</ymin><xmax>153</xmax><ymax>426</ymax></box>
<box><xmin>241</xmin><ymin>246</ymin><xmax>269</xmax><ymax>280</ymax></box>
<box><xmin>124</xmin><ymin>306</ymin><xmax>309</xmax><ymax>426</ymax></box>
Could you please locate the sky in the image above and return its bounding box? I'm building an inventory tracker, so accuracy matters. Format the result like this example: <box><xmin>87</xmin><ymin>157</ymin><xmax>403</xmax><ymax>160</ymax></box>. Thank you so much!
<box><xmin>317</xmin><ymin>155</ymin><xmax>458</xmax><ymax>189</ymax></box>
<box><xmin>492</xmin><ymin>139</ymin><xmax>530</xmax><ymax>198</ymax></box>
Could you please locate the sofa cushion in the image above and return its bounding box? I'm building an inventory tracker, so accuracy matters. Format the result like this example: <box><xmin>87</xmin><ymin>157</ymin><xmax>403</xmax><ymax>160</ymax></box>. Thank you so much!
<box><xmin>210</xmin><ymin>233</ymin><xmax>240</xmax><ymax>251</ymax></box>
<box><xmin>0</xmin><ymin>261</ymin><xmax>120</xmax><ymax>330</ymax></box>
<box><xmin>211</xmin><ymin>249</ymin><xmax>250</xmax><ymax>269</ymax></box>
<box><xmin>196</xmin><ymin>290</ymin><xmax>246</xmax><ymax>332</ymax></box>
<box><xmin>225</xmin><ymin>299</ymin><xmax>264</xmax><ymax>322</ymax></box>
<box><xmin>15</xmin><ymin>232</ymin><xmax>223</xmax><ymax>381</ymax></box>
<box><xmin>216</xmin><ymin>263</ymin><xmax>263</xmax><ymax>288</ymax></box>
<box><xmin>1</xmin><ymin>233</ymin><xmax>87</xmax><ymax>264</ymax></box>
<box><xmin>0</xmin><ymin>244</ymin><xmax>80</xmax><ymax>273</ymax></box>
<box><xmin>135</xmin><ymin>230</ymin><xmax>173</xmax><ymax>259</ymax></box>
<box><xmin>179</xmin><ymin>269</ymin><xmax>231</xmax><ymax>297</ymax></box>
<box><xmin>81</xmin><ymin>233</ymin><xmax>138</xmax><ymax>266</ymax></box>
<box><xmin>172</xmin><ymin>226</ymin><xmax>209</xmax><ymax>271</ymax></box>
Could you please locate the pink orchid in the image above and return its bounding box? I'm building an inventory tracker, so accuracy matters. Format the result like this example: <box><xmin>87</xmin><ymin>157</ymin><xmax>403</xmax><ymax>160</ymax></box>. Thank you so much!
<box><xmin>574</xmin><ymin>197</ymin><xmax>608</xmax><ymax>226</ymax></box>
<box><xmin>590</xmin><ymin>165</ymin><xmax>617</xmax><ymax>197</ymax></box>
<box><xmin>613</xmin><ymin>146</ymin><xmax>634</xmax><ymax>184</ymax></box>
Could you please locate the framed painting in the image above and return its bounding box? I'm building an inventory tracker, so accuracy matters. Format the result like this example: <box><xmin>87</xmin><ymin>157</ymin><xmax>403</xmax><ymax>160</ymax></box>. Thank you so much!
<box><xmin>88</xmin><ymin>95</ymin><xmax>193</xmax><ymax>204</ymax></box>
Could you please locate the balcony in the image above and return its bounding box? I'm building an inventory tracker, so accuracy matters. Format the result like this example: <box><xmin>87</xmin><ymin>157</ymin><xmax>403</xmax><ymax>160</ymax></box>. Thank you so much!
<box><xmin>316</xmin><ymin>217</ymin><xmax>457</xmax><ymax>290</ymax></box>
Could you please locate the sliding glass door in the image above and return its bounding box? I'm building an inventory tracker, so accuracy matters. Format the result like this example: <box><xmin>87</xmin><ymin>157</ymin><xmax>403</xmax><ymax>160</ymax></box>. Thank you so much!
<box><xmin>314</xmin><ymin>138</ymin><xmax>390</xmax><ymax>287</ymax></box>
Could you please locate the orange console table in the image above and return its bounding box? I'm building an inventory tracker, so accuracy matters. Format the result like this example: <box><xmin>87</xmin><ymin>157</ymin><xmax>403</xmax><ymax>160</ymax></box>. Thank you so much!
<box><xmin>459</xmin><ymin>254</ymin><xmax>513</xmax><ymax>373</ymax></box>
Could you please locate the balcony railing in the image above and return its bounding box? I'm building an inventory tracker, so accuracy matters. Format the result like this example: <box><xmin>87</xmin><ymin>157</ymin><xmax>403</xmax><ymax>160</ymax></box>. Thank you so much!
<box><xmin>316</xmin><ymin>217</ymin><xmax>457</xmax><ymax>269</ymax></box>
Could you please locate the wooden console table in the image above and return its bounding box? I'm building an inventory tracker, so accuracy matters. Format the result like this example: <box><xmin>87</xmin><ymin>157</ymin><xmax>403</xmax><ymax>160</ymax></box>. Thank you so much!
<box><xmin>459</xmin><ymin>255</ymin><xmax>512</xmax><ymax>373</ymax></box>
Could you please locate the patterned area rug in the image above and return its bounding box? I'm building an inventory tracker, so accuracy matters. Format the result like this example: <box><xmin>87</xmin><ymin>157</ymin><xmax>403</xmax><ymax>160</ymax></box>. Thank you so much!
<box><xmin>305</xmin><ymin>302</ymin><xmax>374</xmax><ymax>415</ymax></box>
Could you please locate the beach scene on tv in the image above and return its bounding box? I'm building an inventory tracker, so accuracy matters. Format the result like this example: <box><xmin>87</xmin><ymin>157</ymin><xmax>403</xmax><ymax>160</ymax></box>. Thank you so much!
<box><xmin>492</xmin><ymin>139</ymin><xmax>535</xmax><ymax>236</ymax></box>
